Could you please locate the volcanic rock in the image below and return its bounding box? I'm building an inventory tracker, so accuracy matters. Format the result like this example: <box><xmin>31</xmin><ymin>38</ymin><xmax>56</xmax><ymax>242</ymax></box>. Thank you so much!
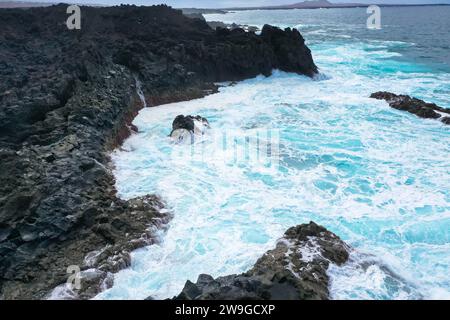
<box><xmin>170</xmin><ymin>115</ymin><xmax>210</xmax><ymax>141</ymax></box>
<box><xmin>370</xmin><ymin>91</ymin><xmax>450</xmax><ymax>123</ymax></box>
<box><xmin>174</xmin><ymin>222</ymin><xmax>350</xmax><ymax>300</ymax></box>
<box><xmin>0</xmin><ymin>4</ymin><xmax>317</xmax><ymax>299</ymax></box>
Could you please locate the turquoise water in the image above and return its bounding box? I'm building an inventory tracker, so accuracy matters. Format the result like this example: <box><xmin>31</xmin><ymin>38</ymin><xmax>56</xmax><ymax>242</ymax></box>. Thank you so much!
<box><xmin>97</xmin><ymin>7</ymin><xmax>450</xmax><ymax>300</ymax></box>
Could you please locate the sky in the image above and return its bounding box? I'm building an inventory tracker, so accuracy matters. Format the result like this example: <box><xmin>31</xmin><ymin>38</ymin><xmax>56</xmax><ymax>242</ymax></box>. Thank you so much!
<box><xmin>8</xmin><ymin>0</ymin><xmax>450</xmax><ymax>8</ymax></box>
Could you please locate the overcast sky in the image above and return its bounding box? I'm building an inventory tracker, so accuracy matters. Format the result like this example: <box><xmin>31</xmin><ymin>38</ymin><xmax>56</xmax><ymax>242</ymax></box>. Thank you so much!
<box><xmin>11</xmin><ymin>0</ymin><xmax>450</xmax><ymax>8</ymax></box>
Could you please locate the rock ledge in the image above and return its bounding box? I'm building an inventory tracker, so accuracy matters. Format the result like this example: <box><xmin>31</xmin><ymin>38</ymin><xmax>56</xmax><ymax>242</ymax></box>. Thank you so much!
<box><xmin>370</xmin><ymin>92</ymin><xmax>450</xmax><ymax>124</ymax></box>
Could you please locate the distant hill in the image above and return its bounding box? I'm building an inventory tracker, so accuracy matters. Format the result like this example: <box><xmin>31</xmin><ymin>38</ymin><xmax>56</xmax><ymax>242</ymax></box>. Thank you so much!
<box><xmin>0</xmin><ymin>1</ymin><xmax>53</xmax><ymax>8</ymax></box>
<box><xmin>0</xmin><ymin>1</ymin><xmax>104</xmax><ymax>8</ymax></box>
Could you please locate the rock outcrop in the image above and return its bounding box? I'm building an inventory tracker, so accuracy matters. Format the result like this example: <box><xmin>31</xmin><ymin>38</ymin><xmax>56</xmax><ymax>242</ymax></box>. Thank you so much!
<box><xmin>0</xmin><ymin>5</ymin><xmax>317</xmax><ymax>299</ymax></box>
<box><xmin>170</xmin><ymin>115</ymin><xmax>210</xmax><ymax>143</ymax></box>
<box><xmin>370</xmin><ymin>92</ymin><xmax>450</xmax><ymax>124</ymax></box>
<box><xmin>174</xmin><ymin>222</ymin><xmax>350</xmax><ymax>300</ymax></box>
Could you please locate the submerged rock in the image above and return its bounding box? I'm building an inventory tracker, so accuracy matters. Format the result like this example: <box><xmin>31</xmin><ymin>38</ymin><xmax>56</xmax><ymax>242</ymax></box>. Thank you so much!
<box><xmin>441</xmin><ymin>117</ymin><xmax>450</xmax><ymax>125</ymax></box>
<box><xmin>174</xmin><ymin>222</ymin><xmax>350</xmax><ymax>300</ymax></box>
<box><xmin>370</xmin><ymin>92</ymin><xmax>450</xmax><ymax>124</ymax></box>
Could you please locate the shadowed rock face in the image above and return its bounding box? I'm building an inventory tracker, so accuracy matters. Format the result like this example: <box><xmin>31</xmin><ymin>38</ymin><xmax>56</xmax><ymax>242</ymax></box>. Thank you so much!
<box><xmin>0</xmin><ymin>5</ymin><xmax>317</xmax><ymax>299</ymax></box>
<box><xmin>261</xmin><ymin>25</ymin><xmax>318</xmax><ymax>77</ymax></box>
<box><xmin>174</xmin><ymin>222</ymin><xmax>350</xmax><ymax>300</ymax></box>
<box><xmin>370</xmin><ymin>92</ymin><xmax>450</xmax><ymax>124</ymax></box>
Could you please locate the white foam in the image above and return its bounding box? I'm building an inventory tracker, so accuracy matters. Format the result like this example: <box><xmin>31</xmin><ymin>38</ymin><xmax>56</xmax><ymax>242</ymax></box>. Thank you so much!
<box><xmin>97</xmin><ymin>34</ymin><xmax>450</xmax><ymax>300</ymax></box>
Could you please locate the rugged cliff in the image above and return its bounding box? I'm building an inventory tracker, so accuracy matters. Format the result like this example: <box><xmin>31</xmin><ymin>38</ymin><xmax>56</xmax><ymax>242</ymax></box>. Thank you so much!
<box><xmin>0</xmin><ymin>4</ymin><xmax>317</xmax><ymax>299</ymax></box>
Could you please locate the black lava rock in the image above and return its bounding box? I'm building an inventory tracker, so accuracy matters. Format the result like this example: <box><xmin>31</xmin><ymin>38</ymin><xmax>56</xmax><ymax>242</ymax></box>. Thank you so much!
<box><xmin>370</xmin><ymin>91</ymin><xmax>450</xmax><ymax>123</ymax></box>
<box><xmin>0</xmin><ymin>4</ymin><xmax>317</xmax><ymax>299</ymax></box>
<box><xmin>172</xmin><ymin>115</ymin><xmax>196</xmax><ymax>132</ymax></box>
<box><xmin>171</xmin><ymin>115</ymin><xmax>210</xmax><ymax>133</ymax></box>
<box><xmin>174</xmin><ymin>222</ymin><xmax>350</xmax><ymax>300</ymax></box>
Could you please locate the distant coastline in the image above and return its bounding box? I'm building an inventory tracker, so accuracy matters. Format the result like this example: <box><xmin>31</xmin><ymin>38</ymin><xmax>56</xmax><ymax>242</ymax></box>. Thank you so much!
<box><xmin>0</xmin><ymin>1</ymin><xmax>52</xmax><ymax>8</ymax></box>
<box><xmin>205</xmin><ymin>2</ymin><xmax>450</xmax><ymax>13</ymax></box>
<box><xmin>225</xmin><ymin>4</ymin><xmax>450</xmax><ymax>11</ymax></box>
<box><xmin>0</xmin><ymin>1</ymin><xmax>105</xmax><ymax>8</ymax></box>
<box><xmin>1</xmin><ymin>1</ymin><xmax>450</xmax><ymax>10</ymax></box>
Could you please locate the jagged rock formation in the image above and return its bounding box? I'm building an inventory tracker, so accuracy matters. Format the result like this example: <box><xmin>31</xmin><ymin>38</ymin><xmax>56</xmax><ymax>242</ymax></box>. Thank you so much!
<box><xmin>370</xmin><ymin>92</ymin><xmax>450</xmax><ymax>124</ymax></box>
<box><xmin>174</xmin><ymin>222</ymin><xmax>350</xmax><ymax>300</ymax></box>
<box><xmin>0</xmin><ymin>5</ymin><xmax>317</xmax><ymax>299</ymax></box>
<box><xmin>170</xmin><ymin>115</ymin><xmax>210</xmax><ymax>143</ymax></box>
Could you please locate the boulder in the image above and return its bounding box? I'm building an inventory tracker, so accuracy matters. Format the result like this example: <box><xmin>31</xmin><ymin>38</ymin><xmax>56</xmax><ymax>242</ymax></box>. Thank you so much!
<box><xmin>441</xmin><ymin>117</ymin><xmax>450</xmax><ymax>125</ymax></box>
<box><xmin>174</xmin><ymin>222</ymin><xmax>350</xmax><ymax>300</ymax></box>
<box><xmin>170</xmin><ymin>115</ymin><xmax>210</xmax><ymax>143</ymax></box>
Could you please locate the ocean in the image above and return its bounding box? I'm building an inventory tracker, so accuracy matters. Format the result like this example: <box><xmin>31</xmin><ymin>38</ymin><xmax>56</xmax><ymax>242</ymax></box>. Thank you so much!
<box><xmin>97</xmin><ymin>6</ymin><xmax>450</xmax><ymax>300</ymax></box>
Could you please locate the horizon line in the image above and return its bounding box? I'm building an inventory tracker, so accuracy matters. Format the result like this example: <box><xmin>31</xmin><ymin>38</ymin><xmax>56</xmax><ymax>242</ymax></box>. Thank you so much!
<box><xmin>1</xmin><ymin>1</ymin><xmax>450</xmax><ymax>10</ymax></box>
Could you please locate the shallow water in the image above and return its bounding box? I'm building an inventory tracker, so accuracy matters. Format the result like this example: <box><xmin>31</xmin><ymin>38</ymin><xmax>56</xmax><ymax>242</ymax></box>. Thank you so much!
<box><xmin>97</xmin><ymin>7</ymin><xmax>450</xmax><ymax>300</ymax></box>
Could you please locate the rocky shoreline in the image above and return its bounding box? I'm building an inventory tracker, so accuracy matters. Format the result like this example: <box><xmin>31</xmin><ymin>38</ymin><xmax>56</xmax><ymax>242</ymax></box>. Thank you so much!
<box><xmin>0</xmin><ymin>4</ymin><xmax>317</xmax><ymax>299</ymax></box>
<box><xmin>183</xmin><ymin>12</ymin><xmax>260</xmax><ymax>33</ymax></box>
<box><xmin>172</xmin><ymin>222</ymin><xmax>350</xmax><ymax>300</ymax></box>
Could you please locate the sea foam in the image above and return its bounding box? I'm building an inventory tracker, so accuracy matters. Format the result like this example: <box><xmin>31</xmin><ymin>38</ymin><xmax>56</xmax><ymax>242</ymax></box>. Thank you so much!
<box><xmin>97</xmin><ymin>13</ymin><xmax>450</xmax><ymax>300</ymax></box>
